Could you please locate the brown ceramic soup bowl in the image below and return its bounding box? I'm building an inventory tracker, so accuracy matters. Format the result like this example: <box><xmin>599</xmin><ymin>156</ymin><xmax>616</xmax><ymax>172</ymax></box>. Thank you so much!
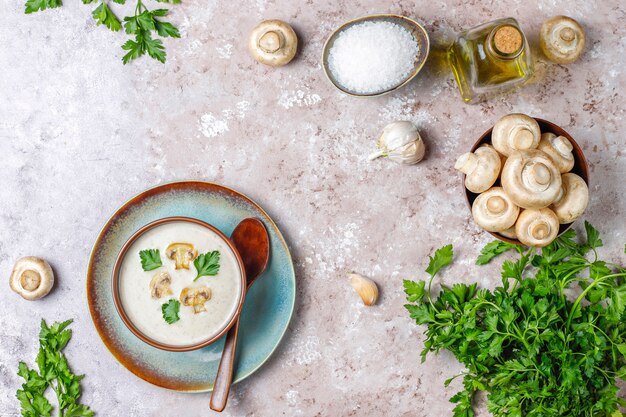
<box><xmin>112</xmin><ymin>217</ymin><xmax>247</xmax><ymax>352</ymax></box>
<box><xmin>463</xmin><ymin>118</ymin><xmax>590</xmax><ymax>245</ymax></box>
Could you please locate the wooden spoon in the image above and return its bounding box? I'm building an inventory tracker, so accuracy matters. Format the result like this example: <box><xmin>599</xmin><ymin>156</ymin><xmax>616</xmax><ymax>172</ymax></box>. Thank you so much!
<box><xmin>210</xmin><ymin>218</ymin><xmax>270</xmax><ymax>412</ymax></box>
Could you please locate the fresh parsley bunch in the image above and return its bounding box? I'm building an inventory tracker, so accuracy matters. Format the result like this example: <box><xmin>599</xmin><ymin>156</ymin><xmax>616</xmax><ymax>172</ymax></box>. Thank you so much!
<box><xmin>17</xmin><ymin>319</ymin><xmax>94</xmax><ymax>417</ymax></box>
<box><xmin>24</xmin><ymin>0</ymin><xmax>180</xmax><ymax>64</ymax></box>
<box><xmin>404</xmin><ymin>223</ymin><xmax>626</xmax><ymax>417</ymax></box>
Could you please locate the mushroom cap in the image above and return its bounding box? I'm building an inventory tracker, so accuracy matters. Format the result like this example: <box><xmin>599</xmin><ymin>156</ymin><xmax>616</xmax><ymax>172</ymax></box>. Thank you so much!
<box><xmin>180</xmin><ymin>286</ymin><xmax>212</xmax><ymax>314</ymax></box>
<box><xmin>150</xmin><ymin>271</ymin><xmax>173</xmax><ymax>298</ymax></box>
<box><xmin>491</xmin><ymin>114</ymin><xmax>541</xmax><ymax>157</ymax></box>
<box><xmin>498</xmin><ymin>226</ymin><xmax>518</xmax><ymax>240</ymax></box>
<box><xmin>501</xmin><ymin>149</ymin><xmax>562</xmax><ymax>209</ymax></box>
<box><xmin>515</xmin><ymin>208</ymin><xmax>560</xmax><ymax>247</ymax></box>
<box><xmin>9</xmin><ymin>256</ymin><xmax>54</xmax><ymax>301</ymax></box>
<box><xmin>551</xmin><ymin>173</ymin><xmax>589</xmax><ymax>224</ymax></box>
<box><xmin>472</xmin><ymin>187</ymin><xmax>520</xmax><ymax>232</ymax></box>
<box><xmin>248</xmin><ymin>19</ymin><xmax>298</xmax><ymax>67</ymax></box>
<box><xmin>166</xmin><ymin>242</ymin><xmax>198</xmax><ymax>270</ymax></box>
<box><xmin>540</xmin><ymin>16</ymin><xmax>585</xmax><ymax>64</ymax></box>
<box><xmin>455</xmin><ymin>144</ymin><xmax>501</xmax><ymax>194</ymax></box>
<box><xmin>537</xmin><ymin>132</ymin><xmax>575</xmax><ymax>173</ymax></box>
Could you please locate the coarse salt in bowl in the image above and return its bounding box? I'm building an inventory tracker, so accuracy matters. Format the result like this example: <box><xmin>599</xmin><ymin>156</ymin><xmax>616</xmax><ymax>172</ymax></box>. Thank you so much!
<box><xmin>323</xmin><ymin>15</ymin><xmax>430</xmax><ymax>96</ymax></box>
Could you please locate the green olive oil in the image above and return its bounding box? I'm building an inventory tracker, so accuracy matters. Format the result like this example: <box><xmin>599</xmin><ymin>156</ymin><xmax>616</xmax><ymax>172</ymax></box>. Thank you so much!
<box><xmin>448</xmin><ymin>18</ymin><xmax>534</xmax><ymax>103</ymax></box>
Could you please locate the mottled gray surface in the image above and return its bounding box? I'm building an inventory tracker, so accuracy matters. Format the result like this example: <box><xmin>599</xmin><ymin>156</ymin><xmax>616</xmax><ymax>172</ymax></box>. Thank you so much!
<box><xmin>1</xmin><ymin>0</ymin><xmax>625</xmax><ymax>416</ymax></box>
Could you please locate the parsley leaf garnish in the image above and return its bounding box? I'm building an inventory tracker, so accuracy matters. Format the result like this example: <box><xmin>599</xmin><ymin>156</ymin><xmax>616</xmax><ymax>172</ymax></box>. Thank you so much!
<box><xmin>193</xmin><ymin>251</ymin><xmax>221</xmax><ymax>281</ymax></box>
<box><xmin>404</xmin><ymin>224</ymin><xmax>626</xmax><ymax>417</ymax></box>
<box><xmin>425</xmin><ymin>244</ymin><xmax>453</xmax><ymax>277</ymax></box>
<box><xmin>475</xmin><ymin>240</ymin><xmax>520</xmax><ymax>265</ymax></box>
<box><xmin>121</xmin><ymin>4</ymin><xmax>179</xmax><ymax>64</ymax></box>
<box><xmin>24</xmin><ymin>0</ymin><xmax>180</xmax><ymax>64</ymax></box>
<box><xmin>92</xmin><ymin>2</ymin><xmax>121</xmax><ymax>31</ymax></box>
<box><xmin>25</xmin><ymin>0</ymin><xmax>62</xmax><ymax>14</ymax></box>
<box><xmin>16</xmin><ymin>320</ymin><xmax>94</xmax><ymax>417</ymax></box>
<box><xmin>139</xmin><ymin>249</ymin><xmax>162</xmax><ymax>271</ymax></box>
<box><xmin>161</xmin><ymin>299</ymin><xmax>180</xmax><ymax>324</ymax></box>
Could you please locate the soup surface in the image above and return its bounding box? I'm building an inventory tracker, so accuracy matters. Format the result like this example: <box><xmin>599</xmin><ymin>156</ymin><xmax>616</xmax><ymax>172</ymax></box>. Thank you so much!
<box><xmin>119</xmin><ymin>221</ymin><xmax>242</xmax><ymax>346</ymax></box>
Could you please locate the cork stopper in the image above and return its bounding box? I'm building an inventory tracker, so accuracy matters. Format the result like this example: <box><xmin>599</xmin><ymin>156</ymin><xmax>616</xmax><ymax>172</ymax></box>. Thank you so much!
<box><xmin>492</xmin><ymin>25</ymin><xmax>523</xmax><ymax>56</ymax></box>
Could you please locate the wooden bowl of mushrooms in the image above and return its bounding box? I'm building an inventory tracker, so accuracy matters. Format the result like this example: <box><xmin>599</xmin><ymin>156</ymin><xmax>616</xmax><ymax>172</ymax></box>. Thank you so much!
<box><xmin>456</xmin><ymin>114</ymin><xmax>589</xmax><ymax>247</ymax></box>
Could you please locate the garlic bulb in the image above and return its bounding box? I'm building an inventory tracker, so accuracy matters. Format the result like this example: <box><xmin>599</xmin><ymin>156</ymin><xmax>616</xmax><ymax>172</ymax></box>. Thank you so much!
<box><xmin>369</xmin><ymin>121</ymin><xmax>425</xmax><ymax>165</ymax></box>
<box><xmin>348</xmin><ymin>272</ymin><xmax>378</xmax><ymax>306</ymax></box>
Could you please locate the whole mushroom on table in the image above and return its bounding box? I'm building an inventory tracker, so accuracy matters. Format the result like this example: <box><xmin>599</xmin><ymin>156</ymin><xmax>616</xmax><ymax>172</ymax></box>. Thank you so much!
<box><xmin>456</xmin><ymin>113</ymin><xmax>589</xmax><ymax>247</ymax></box>
<box><xmin>10</xmin><ymin>256</ymin><xmax>54</xmax><ymax>301</ymax></box>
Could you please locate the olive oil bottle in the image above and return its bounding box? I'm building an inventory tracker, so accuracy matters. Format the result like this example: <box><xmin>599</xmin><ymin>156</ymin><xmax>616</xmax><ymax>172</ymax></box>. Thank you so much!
<box><xmin>448</xmin><ymin>18</ymin><xmax>533</xmax><ymax>103</ymax></box>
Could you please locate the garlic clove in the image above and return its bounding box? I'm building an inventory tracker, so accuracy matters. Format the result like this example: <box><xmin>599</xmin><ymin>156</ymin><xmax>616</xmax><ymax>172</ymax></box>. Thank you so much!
<box><xmin>348</xmin><ymin>272</ymin><xmax>379</xmax><ymax>306</ymax></box>
<box><xmin>387</xmin><ymin>141</ymin><xmax>426</xmax><ymax>164</ymax></box>
<box><xmin>380</xmin><ymin>121</ymin><xmax>420</xmax><ymax>149</ymax></box>
<box><xmin>369</xmin><ymin>121</ymin><xmax>425</xmax><ymax>165</ymax></box>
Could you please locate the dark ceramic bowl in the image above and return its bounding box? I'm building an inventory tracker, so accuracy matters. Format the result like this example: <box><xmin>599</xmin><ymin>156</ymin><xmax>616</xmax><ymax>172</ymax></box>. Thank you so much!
<box><xmin>112</xmin><ymin>216</ymin><xmax>247</xmax><ymax>352</ymax></box>
<box><xmin>463</xmin><ymin>118</ymin><xmax>590</xmax><ymax>245</ymax></box>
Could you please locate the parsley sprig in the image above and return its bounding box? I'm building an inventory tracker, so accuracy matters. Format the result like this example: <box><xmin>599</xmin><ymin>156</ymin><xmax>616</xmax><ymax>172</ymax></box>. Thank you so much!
<box><xmin>24</xmin><ymin>0</ymin><xmax>180</xmax><ymax>64</ymax></box>
<box><xmin>139</xmin><ymin>248</ymin><xmax>162</xmax><ymax>271</ymax></box>
<box><xmin>17</xmin><ymin>320</ymin><xmax>94</xmax><ymax>417</ymax></box>
<box><xmin>25</xmin><ymin>0</ymin><xmax>61</xmax><ymax>14</ymax></box>
<box><xmin>121</xmin><ymin>0</ymin><xmax>180</xmax><ymax>64</ymax></box>
<box><xmin>193</xmin><ymin>251</ymin><xmax>220</xmax><ymax>281</ymax></box>
<box><xmin>161</xmin><ymin>299</ymin><xmax>180</xmax><ymax>324</ymax></box>
<box><xmin>404</xmin><ymin>222</ymin><xmax>626</xmax><ymax>417</ymax></box>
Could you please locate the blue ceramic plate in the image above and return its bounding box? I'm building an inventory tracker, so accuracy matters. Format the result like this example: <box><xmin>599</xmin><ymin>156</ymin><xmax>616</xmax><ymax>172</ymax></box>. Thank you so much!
<box><xmin>87</xmin><ymin>181</ymin><xmax>296</xmax><ymax>392</ymax></box>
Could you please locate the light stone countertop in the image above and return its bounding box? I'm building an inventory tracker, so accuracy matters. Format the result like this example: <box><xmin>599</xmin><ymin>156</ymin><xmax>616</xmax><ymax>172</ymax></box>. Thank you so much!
<box><xmin>1</xmin><ymin>1</ymin><xmax>625</xmax><ymax>416</ymax></box>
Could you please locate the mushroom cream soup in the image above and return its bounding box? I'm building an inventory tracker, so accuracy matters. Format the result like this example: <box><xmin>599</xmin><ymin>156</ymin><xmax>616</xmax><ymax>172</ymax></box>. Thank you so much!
<box><xmin>119</xmin><ymin>221</ymin><xmax>242</xmax><ymax>346</ymax></box>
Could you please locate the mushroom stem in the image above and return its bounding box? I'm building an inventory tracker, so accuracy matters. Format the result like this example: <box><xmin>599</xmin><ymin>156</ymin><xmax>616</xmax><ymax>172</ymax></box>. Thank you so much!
<box><xmin>486</xmin><ymin>196</ymin><xmax>507</xmax><ymax>214</ymax></box>
<box><xmin>553</xmin><ymin>136</ymin><xmax>573</xmax><ymax>154</ymax></box>
<box><xmin>511</xmin><ymin>127</ymin><xmax>536</xmax><ymax>150</ymax></box>
<box><xmin>560</xmin><ymin>27</ymin><xmax>576</xmax><ymax>43</ymax></box>
<box><xmin>530</xmin><ymin>222</ymin><xmax>551</xmax><ymax>240</ymax></box>
<box><xmin>259</xmin><ymin>31</ymin><xmax>283</xmax><ymax>53</ymax></box>
<box><xmin>454</xmin><ymin>152</ymin><xmax>479</xmax><ymax>175</ymax></box>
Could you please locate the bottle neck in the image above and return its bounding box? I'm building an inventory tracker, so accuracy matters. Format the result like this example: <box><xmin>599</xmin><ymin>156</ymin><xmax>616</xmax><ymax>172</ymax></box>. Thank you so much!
<box><xmin>487</xmin><ymin>24</ymin><xmax>524</xmax><ymax>60</ymax></box>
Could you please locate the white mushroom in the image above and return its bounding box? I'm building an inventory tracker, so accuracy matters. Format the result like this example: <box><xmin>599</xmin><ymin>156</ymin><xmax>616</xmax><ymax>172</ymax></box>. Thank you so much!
<box><xmin>455</xmin><ymin>145</ymin><xmax>501</xmax><ymax>194</ymax></box>
<box><xmin>166</xmin><ymin>243</ymin><xmax>198</xmax><ymax>270</ymax></box>
<box><xmin>472</xmin><ymin>187</ymin><xmax>520</xmax><ymax>232</ymax></box>
<box><xmin>180</xmin><ymin>286</ymin><xmax>212</xmax><ymax>314</ymax></box>
<box><xmin>491</xmin><ymin>114</ymin><xmax>541</xmax><ymax>157</ymax></box>
<box><xmin>498</xmin><ymin>226</ymin><xmax>518</xmax><ymax>240</ymax></box>
<box><xmin>540</xmin><ymin>16</ymin><xmax>585</xmax><ymax>64</ymax></box>
<box><xmin>501</xmin><ymin>149</ymin><xmax>562</xmax><ymax>209</ymax></box>
<box><xmin>551</xmin><ymin>173</ymin><xmax>589</xmax><ymax>224</ymax></box>
<box><xmin>149</xmin><ymin>271</ymin><xmax>173</xmax><ymax>299</ymax></box>
<box><xmin>248</xmin><ymin>20</ymin><xmax>298</xmax><ymax>67</ymax></box>
<box><xmin>9</xmin><ymin>257</ymin><xmax>54</xmax><ymax>301</ymax></box>
<box><xmin>537</xmin><ymin>132</ymin><xmax>575</xmax><ymax>173</ymax></box>
<box><xmin>515</xmin><ymin>208</ymin><xmax>560</xmax><ymax>247</ymax></box>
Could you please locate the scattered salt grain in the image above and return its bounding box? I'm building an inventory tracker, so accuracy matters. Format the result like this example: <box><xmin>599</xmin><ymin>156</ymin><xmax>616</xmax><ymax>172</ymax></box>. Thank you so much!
<box><xmin>328</xmin><ymin>21</ymin><xmax>420</xmax><ymax>94</ymax></box>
